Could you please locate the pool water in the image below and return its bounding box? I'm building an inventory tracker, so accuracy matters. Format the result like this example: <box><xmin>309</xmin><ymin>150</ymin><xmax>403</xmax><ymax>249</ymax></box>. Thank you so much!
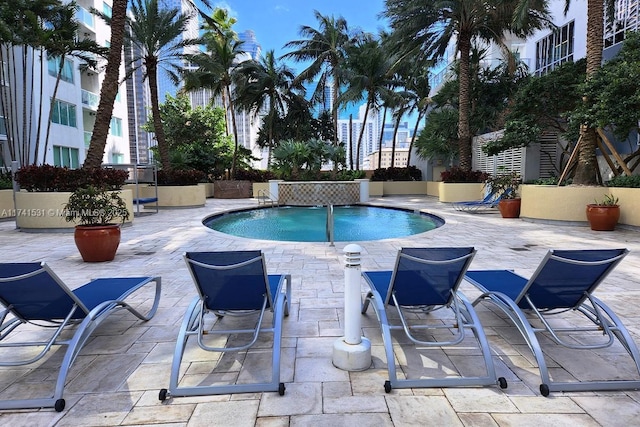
<box><xmin>204</xmin><ymin>205</ymin><xmax>443</xmax><ymax>242</ymax></box>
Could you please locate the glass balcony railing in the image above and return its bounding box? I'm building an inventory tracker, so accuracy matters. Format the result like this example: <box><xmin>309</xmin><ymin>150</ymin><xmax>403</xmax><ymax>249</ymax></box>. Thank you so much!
<box><xmin>81</xmin><ymin>89</ymin><xmax>99</xmax><ymax>109</ymax></box>
<box><xmin>76</xmin><ymin>6</ymin><xmax>94</xmax><ymax>30</ymax></box>
<box><xmin>84</xmin><ymin>131</ymin><xmax>92</xmax><ymax>148</ymax></box>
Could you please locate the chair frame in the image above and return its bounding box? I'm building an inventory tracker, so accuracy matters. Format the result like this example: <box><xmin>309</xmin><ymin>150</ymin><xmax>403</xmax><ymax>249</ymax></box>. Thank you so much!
<box><xmin>361</xmin><ymin>248</ymin><xmax>507</xmax><ymax>392</ymax></box>
<box><xmin>160</xmin><ymin>251</ymin><xmax>291</xmax><ymax>400</ymax></box>
<box><xmin>465</xmin><ymin>248</ymin><xmax>640</xmax><ymax>396</ymax></box>
<box><xmin>0</xmin><ymin>262</ymin><xmax>161</xmax><ymax>412</ymax></box>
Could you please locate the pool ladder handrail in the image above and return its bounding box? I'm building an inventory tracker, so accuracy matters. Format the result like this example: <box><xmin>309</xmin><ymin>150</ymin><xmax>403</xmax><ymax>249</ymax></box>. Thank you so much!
<box><xmin>326</xmin><ymin>204</ymin><xmax>334</xmax><ymax>246</ymax></box>
<box><xmin>257</xmin><ymin>189</ymin><xmax>279</xmax><ymax>207</ymax></box>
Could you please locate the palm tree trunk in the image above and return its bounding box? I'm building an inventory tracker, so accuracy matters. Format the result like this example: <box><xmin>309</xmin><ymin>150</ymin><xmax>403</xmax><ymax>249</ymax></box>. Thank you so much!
<box><xmin>377</xmin><ymin>106</ymin><xmax>386</xmax><ymax>169</ymax></box>
<box><xmin>331</xmin><ymin>75</ymin><xmax>339</xmax><ymax>145</ymax></box>
<box><xmin>227</xmin><ymin>85</ymin><xmax>239</xmax><ymax>178</ymax></box>
<box><xmin>84</xmin><ymin>0</ymin><xmax>127</xmax><ymax>169</ymax></box>
<box><xmin>406</xmin><ymin>111</ymin><xmax>423</xmax><ymax>167</ymax></box>
<box><xmin>457</xmin><ymin>34</ymin><xmax>473</xmax><ymax>171</ymax></box>
<box><xmin>348</xmin><ymin>114</ymin><xmax>353</xmax><ymax>169</ymax></box>
<box><xmin>355</xmin><ymin>99</ymin><xmax>371</xmax><ymax>170</ymax></box>
<box><xmin>34</xmin><ymin>48</ymin><xmax>45</xmax><ymax>164</ymax></box>
<box><xmin>391</xmin><ymin>113</ymin><xmax>401</xmax><ymax>167</ymax></box>
<box><xmin>573</xmin><ymin>0</ymin><xmax>604</xmax><ymax>185</ymax></box>
<box><xmin>146</xmin><ymin>59</ymin><xmax>171</xmax><ymax>170</ymax></box>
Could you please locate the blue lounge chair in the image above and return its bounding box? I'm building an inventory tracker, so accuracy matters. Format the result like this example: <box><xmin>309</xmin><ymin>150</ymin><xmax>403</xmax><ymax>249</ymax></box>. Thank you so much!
<box><xmin>452</xmin><ymin>189</ymin><xmax>504</xmax><ymax>212</ymax></box>
<box><xmin>159</xmin><ymin>251</ymin><xmax>291</xmax><ymax>400</ymax></box>
<box><xmin>361</xmin><ymin>247</ymin><xmax>507</xmax><ymax>392</ymax></box>
<box><xmin>465</xmin><ymin>249</ymin><xmax>640</xmax><ymax>396</ymax></box>
<box><xmin>0</xmin><ymin>263</ymin><xmax>161</xmax><ymax>412</ymax></box>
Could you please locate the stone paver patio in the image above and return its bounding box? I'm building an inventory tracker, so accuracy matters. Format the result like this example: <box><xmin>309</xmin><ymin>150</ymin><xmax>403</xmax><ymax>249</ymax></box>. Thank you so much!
<box><xmin>1</xmin><ymin>195</ymin><xmax>639</xmax><ymax>426</ymax></box>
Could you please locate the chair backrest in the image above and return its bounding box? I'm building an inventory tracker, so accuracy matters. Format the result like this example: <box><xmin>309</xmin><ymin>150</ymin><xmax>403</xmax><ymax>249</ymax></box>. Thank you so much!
<box><xmin>184</xmin><ymin>251</ymin><xmax>272</xmax><ymax>311</ymax></box>
<box><xmin>517</xmin><ymin>248</ymin><xmax>629</xmax><ymax>309</ymax></box>
<box><xmin>386</xmin><ymin>247</ymin><xmax>476</xmax><ymax>307</ymax></box>
<box><xmin>0</xmin><ymin>263</ymin><xmax>88</xmax><ymax>321</ymax></box>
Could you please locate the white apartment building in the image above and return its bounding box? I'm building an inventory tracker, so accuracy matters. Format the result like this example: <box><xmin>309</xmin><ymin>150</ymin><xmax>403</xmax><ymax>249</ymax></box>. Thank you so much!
<box><xmin>0</xmin><ymin>0</ymin><xmax>132</xmax><ymax>168</ymax></box>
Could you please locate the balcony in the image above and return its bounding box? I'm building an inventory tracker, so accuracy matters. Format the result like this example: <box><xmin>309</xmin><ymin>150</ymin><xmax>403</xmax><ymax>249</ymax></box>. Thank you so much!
<box><xmin>76</xmin><ymin>6</ymin><xmax>94</xmax><ymax>32</ymax></box>
<box><xmin>84</xmin><ymin>131</ymin><xmax>92</xmax><ymax>148</ymax></box>
<box><xmin>81</xmin><ymin>89</ymin><xmax>99</xmax><ymax>109</ymax></box>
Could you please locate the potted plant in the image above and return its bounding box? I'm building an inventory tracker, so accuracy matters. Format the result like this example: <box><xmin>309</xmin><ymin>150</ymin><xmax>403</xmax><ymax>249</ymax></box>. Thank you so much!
<box><xmin>586</xmin><ymin>194</ymin><xmax>620</xmax><ymax>231</ymax></box>
<box><xmin>64</xmin><ymin>185</ymin><xmax>130</xmax><ymax>262</ymax></box>
<box><xmin>486</xmin><ymin>170</ymin><xmax>521</xmax><ymax>218</ymax></box>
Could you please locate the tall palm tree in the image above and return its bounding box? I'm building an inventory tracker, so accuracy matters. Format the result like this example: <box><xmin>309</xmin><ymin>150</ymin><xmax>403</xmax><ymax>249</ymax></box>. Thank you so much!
<box><xmin>182</xmin><ymin>32</ymin><xmax>245</xmax><ymax>176</ymax></box>
<box><xmin>123</xmin><ymin>0</ymin><xmax>196</xmax><ymax>170</ymax></box>
<box><xmin>384</xmin><ymin>0</ymin><xmax>552</xmax><ymax>171</ymax></box>
<box><xmin>234</xmin><ymin>50</ymin><xmax>299</xmax><ymax>167</ymax></box>
<box><xmin>282</xmin><ymin>11</ymin><xmax>355</xmax><ymax>143</ymax></box>
<box><xmin>402</xmin><ymin>61</ymin><xmax>431</xmax><ymax>167</ymax></box>
<box><xmin>339</xmin><ymin>34</ymin><xmax>396</xmax><ymax>170</ymax></box>
<box><xmin>84</xmin><ymin>0</ymin><xmax>209</xmax><ymax>169</ymax></box>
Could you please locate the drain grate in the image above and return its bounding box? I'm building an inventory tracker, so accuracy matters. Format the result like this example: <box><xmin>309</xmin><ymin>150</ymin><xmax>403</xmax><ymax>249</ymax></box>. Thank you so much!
<box><xmin>134</xmin><ymin>251</ymin><xmax>156</xmax><ymax>256</ymax></box>
<box><xmin>510</xmin><ymin>247</ymin><xmax>530</xmax><ymax>251</ymax></box>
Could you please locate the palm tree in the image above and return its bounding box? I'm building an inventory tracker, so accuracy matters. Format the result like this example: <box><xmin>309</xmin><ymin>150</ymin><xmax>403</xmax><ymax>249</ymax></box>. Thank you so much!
<box><xmin>84</xmin><ymin>0</ymin><xmax>209</xmax><ymax>169</ymax></box>
<box><xmin>282</xmin><ymin>11</ymin><xmax>355</xmax><ymax>143</ymax></box>
<box><xmin>402</xmin><ymin>61</ymin><xmax>431</xmax><ymax>167</ymax></box>
<box><xmin>182</xmin><ymin>32</ymin><xmax>245</xmax><ymax>176</ymax></box>
<box><xmin>122</xmin><ymin>0</ymin><xmax>196</xmax><ymax>170</ymax></box>
<box><xmin>384</xmin><ymin>0</ymin><xmax>552</xmax><ymax>171</ymax></box>
<box><xmin>339</xmin><ymin>34</ymin><xmax>396</xmax><ymax>170</ymax></box>
<box><xmin>234</xmin><ymin>50</ymin><xmax>299</xmax><ymax>167</ymax></box>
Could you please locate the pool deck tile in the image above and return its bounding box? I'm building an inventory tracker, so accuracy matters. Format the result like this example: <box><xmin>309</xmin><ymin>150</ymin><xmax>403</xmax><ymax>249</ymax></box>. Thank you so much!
<box><xmin>1</xmin><ymin>195</ymin><xmax>640</xmax><ymax>426</ymax></box>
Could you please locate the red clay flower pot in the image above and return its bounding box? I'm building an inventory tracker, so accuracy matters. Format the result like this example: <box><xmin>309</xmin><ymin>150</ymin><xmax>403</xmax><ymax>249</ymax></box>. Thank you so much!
<box><xmin>498</xmin><ymin>198</ymin><xmax>521</xmax><ymax>218</ymax></box>
<box><xmin>586</xmin><ymin>205</ymin><xmax>620</xmax><ymax>231</ymax></box>
<box><xmin>74</xmin><ymin>224</ymin><xmax>121</xmax><ymax>262</ymax></box>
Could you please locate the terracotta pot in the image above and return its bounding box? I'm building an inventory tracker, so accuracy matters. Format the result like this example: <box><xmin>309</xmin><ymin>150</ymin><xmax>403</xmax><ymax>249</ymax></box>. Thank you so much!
<box><xmin>74</xmin><ymin>224</ymin><xmax>121</xmax><ymax>262</ymax></box>
<box><xmin>498</xmin><ymin>198</ymin><xmax>521</xmax><ymax>218</ymax></box>
<box><xmin>586</xmin><ymin>205</ymin><xmax>620</xmax><ymax>231</ymax></box>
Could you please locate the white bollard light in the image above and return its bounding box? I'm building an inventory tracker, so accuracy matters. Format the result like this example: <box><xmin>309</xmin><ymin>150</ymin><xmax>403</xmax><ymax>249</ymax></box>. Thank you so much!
<box><xmin>332</xmin><ymin>244</ymin><xmax>371</xmax><ymax>371</ymax></box>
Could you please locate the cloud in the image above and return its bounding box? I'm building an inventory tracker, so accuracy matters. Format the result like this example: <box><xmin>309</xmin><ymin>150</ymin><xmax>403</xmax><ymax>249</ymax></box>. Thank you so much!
<box><xmin>274</xmin><ymin>4</ymin><xmax>290</xmax><ymax>13</ymax></box>
<box><xmin>213</xmin><ymin>1</ymin><xmax>238</xmax><ymax>19</ymax></box>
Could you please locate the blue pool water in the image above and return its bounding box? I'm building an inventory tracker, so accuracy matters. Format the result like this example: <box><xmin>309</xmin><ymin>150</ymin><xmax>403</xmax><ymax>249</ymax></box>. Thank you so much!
<box><xmin>204</xmin><ymin>205</ymin><xmax>443</xmax><ymax>242</ymax></box>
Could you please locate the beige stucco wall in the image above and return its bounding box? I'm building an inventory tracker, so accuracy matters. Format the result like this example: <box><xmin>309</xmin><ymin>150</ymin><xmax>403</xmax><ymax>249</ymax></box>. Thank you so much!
<box><xmin>139</xmin><ymin>185</ymin><xmax>206</xmax><ymax>208</ymax></box>
<box><xmin>382</xmin><ymin>181</ymin><xmax>428</xmax><ymax>195</ymax></box>
<box><xmin>0</xmin><ymin>189</ymin><xmax>14</xmax><ymax>219</ymax></box>
<box><xmin>438</xmin><ymin>183</ymin><xmax>485</xmax><ymax>203</ymax></box>
<box><xmin>609</xmin><ymin>187</ymin><xmax>640</xmax><ymax>227</ymax></box>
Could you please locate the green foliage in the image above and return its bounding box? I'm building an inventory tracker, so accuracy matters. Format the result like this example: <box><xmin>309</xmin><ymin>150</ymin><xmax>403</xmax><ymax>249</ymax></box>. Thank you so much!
<box><xmin>569</xmin><ymin>32</ymin><xmax>640</xmax><ymax>141</ymax></box>
<box><xmin>415</xmin><ymin>108</ymin><xmax>459</xmax><ymax>161</ymax></box>
<box><xmin>485</xmin><ymin>169</ymin><xmax>521</xmax><ymax>199</ymax></box>
<box><xmin>333</xmin><ymin>169</ymin><xmax>366</xmax><ymax>181</ymax></box>
<box><xmin>371</xmin><ymin>167</ymin><xmax>422</xmax><ymax>182</ymax></box>
<box><xmin>592</xmin><ymin>194</ymin><xmax>619</xmax><ymax>206</ymax></box>
<box><xmin>144</xmin><ymin>95</ymin><xmax>233</xmax><ymax>178</ymax></box>
<box><xmin>440</xmin><ymin>167</ymin><xmax>488</xmax><ymax>183</ymax></box>
<box><xmin>606</xmin><ymin>175</ymin><xmax>640</xmax><ymax>188</ymax></box>
<box><xmin>64</xmin><ymin>185</ymin><xmax>129</xmax><ymax>226</ymax></box>
<box><xmin>157</xmin><ymin>169</ymin><xmax>207</xmax><ymax>186</ymax></box>
<box><xmin>15</xmin><ymin>165</ymin><xmax>128</xmax><ymax>192</ymax></box>
<box><xmin>0</xmin><ymin>170</ymin><xmax>12</xmax><ymax>190</ymax></box>
<box><xmin>484</xmin><ymin>59</ymin><xmax>586</xmax><ymax>155</ymax></box>
<box><xmin>234</xmin><ymin>168</ymin><xmax>276</xmax><ymax>182</ymax></box>
<box><xmin>271</xmin><ymin>139</ymin><xmax>347</xmax><ymax>181</ymax></box>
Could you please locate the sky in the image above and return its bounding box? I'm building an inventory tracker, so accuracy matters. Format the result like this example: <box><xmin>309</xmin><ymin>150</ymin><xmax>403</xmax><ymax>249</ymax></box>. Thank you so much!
<box><xmin>202</xmin><ymin>0</ymin><xmax>389</xmax><ymax>64</ymax></box>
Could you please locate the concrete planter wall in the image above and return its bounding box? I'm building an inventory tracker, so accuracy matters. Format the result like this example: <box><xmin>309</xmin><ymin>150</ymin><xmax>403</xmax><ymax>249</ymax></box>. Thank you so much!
<box><xmin>140</xmin><ymin>185</ymin><xmax>206</xmax><ymax>208</ymax></box>
<box><xmin>520</xmin><ymin>185</ymin><xmax>640</xmax><ymax>227</ymax></box>
<box><xmin>200</xmin><ymin>182</ymin><xmax>215</xmax><ymax>198</ymax></box>
<box><xmin>14</xmin><ymin>190</ymin><xmax>133</xmax><ymax>231</ymax></box>
<box><xmin>427</xmin><ymin>181</ymin><xmax>440</xmax><ymax>197</ymax></box>
<box><xmin>369</xmin><ymin>182</ymin><xmax>383</xmax><ymax>196</ymax></box>
<box><xmin>0</xmin><ymin>189</ymin><xmax>14</xmax><ymax>219</ymax></box>
<box><xmin>213</xmin><ymin>180</ymin><xmax>252</xmax><ymax>198</ymax></box>
<box><xmin>438</xmin><ymin>183</ymin><xmax>485</xmax><ymax>203</ymax></box>
<box><xmin>382</xmin><ymin>181</ymin><xmax>427</xmax><ymax>195</ymax></box>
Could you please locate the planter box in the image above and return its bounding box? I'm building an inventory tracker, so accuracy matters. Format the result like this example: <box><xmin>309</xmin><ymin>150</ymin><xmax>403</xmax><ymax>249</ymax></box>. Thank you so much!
<box><xmin>213</xmin><ymin>180</ymin><xmax>252</xmax><ymax>199</ymax></box>
<box><xmin>610</xmin><ymin>187</ymin><xmax>640</xmax><ymax>227</ymax></box>
<box><xmin>0</xmin><ymin>189</ymin><xmax>14</xmax><ymax>219</ymax></box>
<box><xmin>139</xmin><ymin>185</ymin><xmax>206</xmax><ymax>208</ymax></box>
<box><xmin>438</xmin><ymin>183</ymin><xmax>485</xmax><ymax>203</ymax></box>
<box><xmin>15</xmin><ymin>190</ymin><xmax>133</xmax><ymax>231</ymax></box>
<box><xmin>252</xmin><ymin>182</ymin><xmax>269</xmax><ymax>198</ymax></box>
<box><xmin>369</xmin><ymin>182</ymin><xmax>383</xmax><ymax>197</ymax></box>
<box><xmin>426</xmin><ymin>181</ymin><xmax>440</xmax><ymax>197</ymax></box>
<box><xmin>520</xmin><ymin>185</ymin><xmax>609</xmax><ymax>223</ymax></box>
<box><xmin>382</xmin><ymin>181</ymin><xmax>427</xmax><ymax>196</ymax></box>
<box><xmin>199</xmin><ymin>182</ymin><xmax>215</xmax><ymax>198</ymax></box>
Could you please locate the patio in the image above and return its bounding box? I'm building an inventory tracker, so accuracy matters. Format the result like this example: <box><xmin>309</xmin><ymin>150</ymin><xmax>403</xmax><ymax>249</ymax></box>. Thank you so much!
<box><xmin>1</xmin><ymin>195</ymin><xmax>639</xmax><ymax>426</ymax></box>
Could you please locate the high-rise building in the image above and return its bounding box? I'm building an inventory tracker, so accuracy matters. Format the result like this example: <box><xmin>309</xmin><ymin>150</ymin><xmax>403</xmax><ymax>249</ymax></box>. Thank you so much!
<box><xmin>238</xmin><ymin>30</ymin><xmax>261</xmax><ymax>61</ymax></box>
<box><xmin>0</xmin><ymin>0</ymin><xmax>132</xmax><ymax>167</ymax></box>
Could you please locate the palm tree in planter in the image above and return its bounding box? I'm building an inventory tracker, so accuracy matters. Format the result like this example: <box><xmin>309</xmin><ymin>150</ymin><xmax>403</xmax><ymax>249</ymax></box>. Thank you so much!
<box><xmin>485</xmin><ymin>170</ymin><xmax>522</xmax><ymax>218</ymax></box>
<box><xmin>64</xmin><ymin>186</ymin><xmax>130</xmax><ymax>262</ymax></box>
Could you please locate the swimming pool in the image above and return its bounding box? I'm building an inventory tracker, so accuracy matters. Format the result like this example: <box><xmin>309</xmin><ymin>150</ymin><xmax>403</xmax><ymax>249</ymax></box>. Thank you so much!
<box><xmin>204</xmin><ymin>205</ymin><xmax>443</xmax><ymax>242</ymax></box>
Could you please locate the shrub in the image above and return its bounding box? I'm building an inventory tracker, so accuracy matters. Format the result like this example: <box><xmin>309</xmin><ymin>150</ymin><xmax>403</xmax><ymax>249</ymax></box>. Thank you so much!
<box><xmin>234</xmin><ymin>168</ymin><xmax>276</xmax><ymax>182</ymax></box>
<box><xmin>371</xmin><ymin>166</ymin><xmax>422</xmax><ymax>181</ymax></box>
<box><xmin>0</xmin><ymin>170</ymin><xmax>12</xmax><ymax>190</ymax></box>
<box><xmin>15</xmin><ymin>165</ymin><xmax>128</xmax><ymax>192</ymax></box>
<box><xmin>606</xmin><ymin>175</ymin><xmax>640</xmax><ymax>188</ymax></box>
<box><xmin>332</xmin><ymin>169</ymin><xmax>366</xmax><ymax>181</ymax></box>
<box><xmin>157</xmin><ymin>169</ymin><xmax>207</xmax><ymax>186</ymax></box>
<box><xmin>440</xmin><ymin>167</ymin><xmax>488</xmax><ymax>183</ymax></box>
<box><xmin>64</xmin><ymin>185</ymin><xmax>130</xmax><ymax>225</ymax></box>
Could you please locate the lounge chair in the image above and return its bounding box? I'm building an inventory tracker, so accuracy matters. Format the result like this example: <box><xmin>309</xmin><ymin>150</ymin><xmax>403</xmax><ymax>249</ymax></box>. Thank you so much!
<box><xmin>452</xmin><ymin>189</ymin><xmax>503</xmax><ymax>213</ymax></box>
<box><xmin>0</xmin><ymin>262</ymin><xmax>161</xmax><ymax>411</ymax></box>
<box><xmin>465</xmin><ymin>248</ymin><xmax>640</xmax><ymax>395</ymax></box>
<box><xmin>361</xmin><ymin>247</ymin><xmax>507</xmax><ymax>392</ymax></box>
<box><xmin>159</xmin><ymin>251</ymin><xmax>291</xmax><ymax>400</ymax></box>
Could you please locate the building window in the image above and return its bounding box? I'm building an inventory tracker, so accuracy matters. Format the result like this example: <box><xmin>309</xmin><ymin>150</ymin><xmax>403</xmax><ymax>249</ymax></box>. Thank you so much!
<box><xmin>111</xmin><ymin>152</ymin><xmax>124</xmax><ymax>164</ymax></box>
<box><xmin>0</xmin><ymin>61</ymin><xmax>7</xmax><ymax>86</ymax></box>
<box><xmin>103</xmin><ymin>2</ymin><xmax>112</xmax><ymax>18</ymax></box>
<box><xmin>110</xmin><ymin>117</ymin><xmax>123</xmax><ymax>136</ymax></box>
<box><xmin>0</xmin><ymin>116</ymin><xmax>6</xmax><ymax>136</ymax></box>
<box><xmin>535</xmin><ymin>21</ymin><xmax>574</xmax><ymax>76</ymax></box>
<box><xmin>51</xmin><ymin>99</ymin><xmax>77</xmax><ymax>127</ymax></box>
<box><xmin>47</xmin><ymin>56</ymin><xmax>74</xmax><ymax>83</ymax></box>
<box><xmin>53</xmin><ymin>145</ymin><xmax>79</xmax><ymax>168</ymax></box>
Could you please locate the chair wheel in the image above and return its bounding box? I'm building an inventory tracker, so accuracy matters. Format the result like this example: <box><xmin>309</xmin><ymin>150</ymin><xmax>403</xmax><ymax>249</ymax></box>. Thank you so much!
<box><xmin>384</xmin><ymin>380</ymin><xmax>392</xmax><ymax>393</ymax></box>
<box><xmin>54</xmin><ymin>398</ymin><xmax>65</xmax><ymax>412</ymax></box>
<box><xmin>498</xmin><ymin>377</ymin><xmax>508</xmax><ymax>389</ymax></box>
<box><xmin>540</xmin><ymin>383</ymin><xmax>550</xmax><ymax>396</ymax></box>
<box><xmin>278</xmin><ymin>383</ymin><xmax>286</xmax><ymax>395</ymax></box>
<box><xmin>159</xmin><ymin>388</ymin><xmax>168</xmax><ymax>401</ymax></box>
